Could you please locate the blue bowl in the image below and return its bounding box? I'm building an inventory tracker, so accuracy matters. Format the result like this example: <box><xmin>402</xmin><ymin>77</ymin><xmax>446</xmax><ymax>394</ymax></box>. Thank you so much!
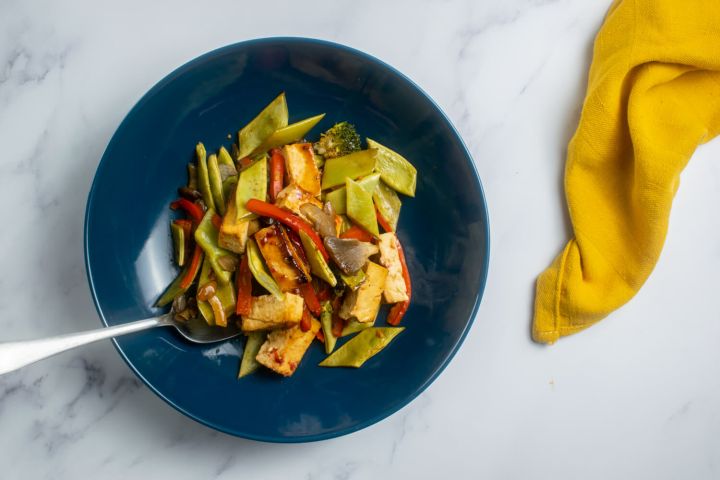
<box><xmin>84</xmin><ymin>38</ymin><xmax>489</xmax><ymax>442</ymax></box>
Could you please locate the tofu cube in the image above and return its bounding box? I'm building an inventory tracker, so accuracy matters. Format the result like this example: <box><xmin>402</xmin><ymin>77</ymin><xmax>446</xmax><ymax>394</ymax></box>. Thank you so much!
<box><xmin>241</xmin><ymin>293</ymin><xmax>304</xmax><ymax>332</ymax></box>
<box><xmin>339</xmin><ymin>261</ymin><xmax>388</xmax><ymax>323</ymax></box>
<box><xmin>255</xmin><ymin>317</ymin><xmax>321</xmax><ymax>376</ymax></box>
<box><xmin>219</xmin><ymin>188</ymin><xmax>251</xmax><ymax>253</ymax></box>
<box><xmin>283</xmin><ymin>143</ymin><xmax>321</xmax><ymax>196</ymax></box>
<box><xmin>275</xmin><ymin>184</ymin><xmax>323</xmax><ymax>223</ymax></box>
<box><xmin>377</xmin><ymin>233</ymin><xmax>409</xmax><ymax>303</ymax></box>
<box><xmin>254</xmin><ymin>226</ymin><xmax>306</xmax><ymax>292</ymax></box>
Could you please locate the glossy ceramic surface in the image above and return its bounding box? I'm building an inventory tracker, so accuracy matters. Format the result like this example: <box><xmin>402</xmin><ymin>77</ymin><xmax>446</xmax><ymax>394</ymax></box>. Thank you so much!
<box><xmin>84</xmin><ymin>38</ymin><xmax>489</xmax><ymax>442</ymax></box>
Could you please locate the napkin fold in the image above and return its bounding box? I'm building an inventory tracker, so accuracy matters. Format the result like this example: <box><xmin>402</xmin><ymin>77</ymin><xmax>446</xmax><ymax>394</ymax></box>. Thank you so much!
<box><xmin>533</xmin><ymin>0</ymin><xmax>720</xmax><ymax>344</ymax></box>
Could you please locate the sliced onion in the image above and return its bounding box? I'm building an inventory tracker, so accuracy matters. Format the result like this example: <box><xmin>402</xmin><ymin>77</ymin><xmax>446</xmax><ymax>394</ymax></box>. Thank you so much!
<box><xmin>300</xmin><ymin>203</ymin><xmax>336</xmax><ymax>238</ymax></box>
<box><xmin>324</xmin><ymin>237</ymin><xmax>379</xmax><ymax>274</ymax></box>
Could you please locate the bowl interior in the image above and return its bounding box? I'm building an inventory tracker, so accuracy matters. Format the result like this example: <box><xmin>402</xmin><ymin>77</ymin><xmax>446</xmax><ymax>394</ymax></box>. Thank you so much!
<box><xmin>85</xmin><ymin>38</ymin><xmax>489</xmax><ymax>442</ymax></box>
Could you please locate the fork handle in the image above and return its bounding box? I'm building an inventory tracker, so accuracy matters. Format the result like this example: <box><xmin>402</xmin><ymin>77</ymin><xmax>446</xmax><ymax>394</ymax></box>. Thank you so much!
<box><xmin>0</xmin><ymin>317</ymin><xmax>166</xmax><ymax>375</ymax></box>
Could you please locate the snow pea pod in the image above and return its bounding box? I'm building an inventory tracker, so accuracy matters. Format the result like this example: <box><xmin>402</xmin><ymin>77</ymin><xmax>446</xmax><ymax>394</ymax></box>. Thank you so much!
<box><xmin>320</xmin><ymin>301</ymin><xmax>336</xmax><ymax>354</ymax></box>
<box><xmin>373</xmin><ymin>180</ymin><xmax>402</xmax><ymax>232</ymax></box>
<box><xmin>246</xmin><ymin>238</ymin><xmax>284</xmax><ymax>300</ymax></box>
<box><xmin>238</xmin><ymin>332</ymin><xmax>265</xmax><ymax>378</ymax></box>
<box><xmin>218</xmin><ymin>146</ymin><xmax>235</xmax><ymax>168</ymax></box>
<box><xmin>207</xmin><ymin>153</ymin><xmax>226</xmax><ymax>216</ymax></box>
<box><xmin>339</xmin><ymin>268</ymin><xmax>365</xmax><ymax>290</ymax></box>
<box><xmin>222</xmin><ymin>176</ymin><xmax>238</xmax><ymax>206</ymax></box>
<box><xmin>299</xmin><ymin>230</ymin><xmax>336</xmax><ymax>287</ymax></box>
<box><xmin>170</xmin><ymin>222</ymin><xmax>185</xmax><ymax>266</ymax></box>
<box><xmin>321</xmin><ymin>149</ymin><xmax>377</xmax><ymax>190</ymax></box>
<box><xmin>252</xmin><ymin>113</ymin><xmax>325</xmax><ymax>155</ymax></box>
<box><xmin>319</xmin><ymin>327</ymin><xmax>404</xmax><ymax>367</ymax></box>
<box><xmin>341</xmin><ymin>318</ymin><xmax>372</xmax><ymax>337</ymax></box>
<box><xmin>237</xmin><ymin>93</ymin><xmax>288</xmax><ymax>159</ymax></box>
<box><xmin>194</xmin><ymin>208</ymin><xmax>234</xmax><ymax>284</ymax></box>
<box><xmin>235</xmin><ymin>155</ymin><xmax>268</xmax><ymax>221</ymax></box>
<box><xmin>196</xmin><ymin>142</ymin><xmax>216</xmax><ymax>211</ymax></box>
<box><xmin>366</xmin><ymin>139</ymin><xmax>416</xmax><ymax>197</ymax></box>
<box><xmin>346</xmin><ymin>178</ymin><xmax>379</xmax><ymax>237</ymax></box>
<box><xmin>325</xmin><ymin>173</ymin><xmax>380</xmax><ymax>215</ymax></box>
<box><xmin>155</xmin><ymin>249</ymin><xmax>204</xmax><ymax>307</ymax></box>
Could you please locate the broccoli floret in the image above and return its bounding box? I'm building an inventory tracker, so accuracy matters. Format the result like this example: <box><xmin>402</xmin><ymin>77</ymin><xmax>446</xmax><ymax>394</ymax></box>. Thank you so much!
<box><xmin>314</xmin><ymin>122</ymin><xmax>361</xmax><ymax>159</ymax></box>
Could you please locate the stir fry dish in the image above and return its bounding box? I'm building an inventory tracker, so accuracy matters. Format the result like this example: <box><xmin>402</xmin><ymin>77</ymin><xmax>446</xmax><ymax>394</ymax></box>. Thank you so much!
<box><xmin>156</xmin><ymin>93</ymin><xmax>417</xmax><ymax>377</ymax></box>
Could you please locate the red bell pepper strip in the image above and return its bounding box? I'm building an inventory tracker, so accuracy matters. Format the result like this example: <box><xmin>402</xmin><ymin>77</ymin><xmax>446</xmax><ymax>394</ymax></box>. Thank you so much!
<box><xmin>239</xmin><ymin>156</ymin><xmax>253</xmax><ymax>168</ymax></box>
<box><xmin>235</xmin><ymin>254</ymin><xmax>253</xmax><ymax>316</ymax></box>
<box><xmin>387</xmin><ymin>237</ymin><xmax>411</xmax><ymax>326</ymax></box>
<box><xmin>180</xmin><ymin>245</ymin><xmax>203</xmax><ymax>289</ymax></box>
<box><xmin>376</xmin><ymin>207</ymin><xmax>393</xmax><ymax>233</ymax></box>
<box><xmin>245</xmin><ymin>199</ymin><xmax>329</xmax><ymax>261</ymax></box>
<box><xmin>300</xmin><ymin>307</ymin><xmax>313</xmax><ymax>332</ymax></box>
<box><xmin>340</xmin><ymin>225</ymin><xmax>373</xmax><ymax>242</ymax></box>
<box><xmin>170</xmin><ymin>198</ymin><xmax>204</xmax><ymax>224</ymax></box>
<box><xmin>211</xmin><ymin>214</ymin><xmax>223</xmax><ymax>230</ymax></box>
<box><xmin>269</xmin><ymin>148</ymin><xmax>285</xmax><ymax>201</ymax></box>
<box><xmin>316</xmin><ymin>329</ymin><xmax>325</xmax><ymax>343</ymax></box>
<box><xmin>316</xmin><ymin>282</ymin><xmax>331</xmax><ymax>302</ymax></box>
<box><xmin>299</xmin><ymin>282</ymin><xmax>321</xmax><ymax>317</ymax></box>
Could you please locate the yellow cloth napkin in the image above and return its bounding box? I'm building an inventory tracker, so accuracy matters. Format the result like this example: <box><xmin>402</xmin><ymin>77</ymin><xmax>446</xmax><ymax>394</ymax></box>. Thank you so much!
<box><xmin>533</xmin><ymin>0</ymin><xmax>720</xmax><ymax>344</ymax></box>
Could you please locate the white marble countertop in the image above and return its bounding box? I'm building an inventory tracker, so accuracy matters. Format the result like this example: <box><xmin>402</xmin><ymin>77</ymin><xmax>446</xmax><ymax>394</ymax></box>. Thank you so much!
<box><xmin>3</xmin><ymin>0</ymin><xmax>720</xmax><ymax>478</ymax></box>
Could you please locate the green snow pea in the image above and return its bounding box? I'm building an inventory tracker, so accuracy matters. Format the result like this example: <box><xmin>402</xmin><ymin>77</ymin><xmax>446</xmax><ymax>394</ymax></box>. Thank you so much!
<box><xmin>246</xmin><ymin>238</ymin><xmax>283</xmax><ymax>299</ymax></box>
<box><xmin>251</xmin><ymin>113</ymin><xmax>326</xmax><ymax>155</ymax></box>
<box><xmin>235</xmin><ymin>155</ymin><xmax>268</xmax><ymax>221</ymax></box>
<box><xmin>341</xmin><ymin>318</ymin><xmax>373</xmax><ymax>337</ymax></box>
<box><xmin>320</xmin><ymin>301</ymin><xmax>336</xmax><ymax>354</ymax></box>
<box><xmin>154</xmin><ymin>250</ymin><xmax>204</xmax><ymax>307</ymax></box>
<box><xmin>299</xmin><ymin>230</ymin><xmax>336</xmax><ymax>287</ymax></box>
<box><xmin>321</xmin><ymin>149</ymin><xmax>377</xmax><ymax>190</ymax></box>
<box><xmin>170</xmin><ymin>222</ymin><xmax>185</xmax><ymax>267</ymax></box>
<box><xmin>194</xmin><ymin>208</ymin><xmax>234</xmax><ymax>284</ymax></box>
<box><xmin>366</xmin><ymin>139</ymin><xmax>416</xmax><ymax>197</ymax></box>
<box><xmin>196</xmin><ymin>142</ymin><xmax>216</xmax><ymax>211</ymax></box>
<box><xmin>346</xmin><ymin>178</ymin><xmax>379</xmax><ymax>237</ymax></box>
<box><xmin>222</xmin><ymin>176</ymin><xmax>238</xmax><ymax>206</ymax></box>
<box><xmin>373</xmin><ymin>180</ymin><xmax>402</xmax><ymax>232</ymax></box>
<box><xmin>218</xmin><ymin>146</ymin><xmax>235</xmax><ymax>168</ymax></box>
<box><xmin>238</xmin><ymin>332</ymin><xmax>265</xmax><ymax>378</ymax></box>
<box><xmin>324</xmin><ymin>173</ymin><xmax>381</xmax><ymax>215</ymax></box>
<box><xmin>237</xmin><ymin>93</ymin><xmax>288</xmax><ymax>159</ymax></box>
<box><xmin>319</xmin><ymin>327</ymin><xmax>405</xmax><ymax>368</ymax></box>
<box><xmin>339</xmin><ymin>268</ymin><xmax>365</xmax><ymax>290</ymax></box>
<box><xmin>207</xmin><ymin>153</ymin><xmax>226</xmax><ymax>216</ymax></box>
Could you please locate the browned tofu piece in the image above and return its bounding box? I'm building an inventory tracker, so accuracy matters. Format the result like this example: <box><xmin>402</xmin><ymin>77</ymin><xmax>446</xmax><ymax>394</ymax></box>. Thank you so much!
<box><xmin>219</xmin><ymin>188</ymin><xmax>251</xmax><ymax>253</ymax></box>
<box><xmin>377</xmin><ymin>233</ymin><xmax>409</xmax><ymax>303</ymax></box>
<box><xmin>256</xmin><ymin>317</ymin><xmax>321</xmax><ymax>376</ymax></box>
<box><xmin>282</xmin><ymin>143</ymin><xmax>321</xmax><ymax>196</ymax></box>
<box><xmin>275</xmin><ymin>183</ymin><xmax>322</xmax><ymax>222</ymax></box>
<box><xmin>240</xmin><ymin>293</ymin><xmax>304</xmax><ymax>332</ymax></box>
<box><xmin>254</xmin><ymin>226</ymin><xmax>306</xmax><ymax>292</ymax></box>
<box><xmin>339</xmin><ymin>261</ymin><xmax>388</xmax><ymax>323</ymax></box>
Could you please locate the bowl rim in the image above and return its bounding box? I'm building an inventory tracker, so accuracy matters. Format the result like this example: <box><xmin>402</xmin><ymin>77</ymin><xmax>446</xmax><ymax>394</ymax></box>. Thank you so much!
<box><xmin>83</xmin><ymin>36</ymin><xmax>491</xmax><ymax>443</ymax></box>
